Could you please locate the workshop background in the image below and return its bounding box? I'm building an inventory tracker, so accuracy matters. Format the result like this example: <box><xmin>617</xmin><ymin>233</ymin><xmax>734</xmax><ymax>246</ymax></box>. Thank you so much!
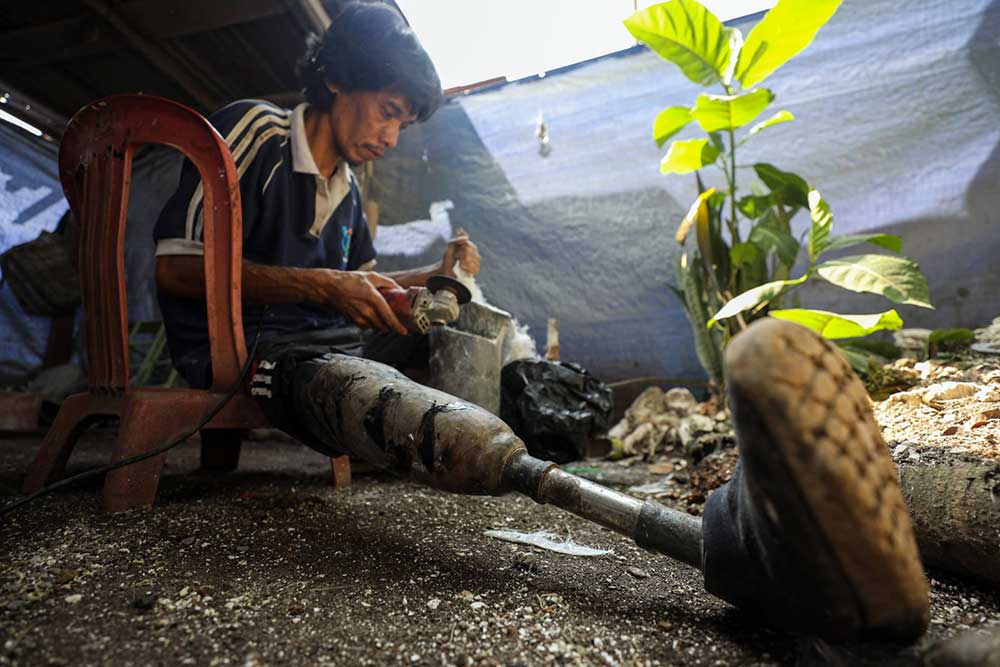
<box><xmin>1</xmin><ymin>0</ymin><xmax>998</xmax><ymax>384</ymax></box>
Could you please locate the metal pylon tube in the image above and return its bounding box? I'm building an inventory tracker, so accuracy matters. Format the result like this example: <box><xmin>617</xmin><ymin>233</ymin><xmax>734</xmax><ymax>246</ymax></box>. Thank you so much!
<box><xmin>502</xmin><ymin>450</ymin><xmax>704</xmax><ymax>569</ymax></box>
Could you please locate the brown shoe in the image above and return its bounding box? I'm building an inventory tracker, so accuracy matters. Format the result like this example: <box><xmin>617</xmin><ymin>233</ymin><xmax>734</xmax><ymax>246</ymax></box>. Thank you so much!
<box><xmin>701</xmin><ymin>317</ymin><xmax>929</xmax><ymax>642</ymax></box>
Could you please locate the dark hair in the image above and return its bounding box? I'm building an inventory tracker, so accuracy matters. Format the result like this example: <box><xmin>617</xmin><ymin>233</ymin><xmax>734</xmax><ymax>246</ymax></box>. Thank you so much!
<box><xmin>297</xmin><ymin>2</ymin><xmax>444</xmax><ymax>122</ymax></box>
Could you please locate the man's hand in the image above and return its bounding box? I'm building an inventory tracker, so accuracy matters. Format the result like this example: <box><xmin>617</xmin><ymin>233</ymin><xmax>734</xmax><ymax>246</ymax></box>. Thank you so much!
<box><xmin>440</xmin><ymin>227</ymin><xmax>480</xmax><ymax>277</ymax></box>
<box><xmin>321</xmin><ymin>270</ymin><xmax>408</xmax><ymax>335</ymax></box>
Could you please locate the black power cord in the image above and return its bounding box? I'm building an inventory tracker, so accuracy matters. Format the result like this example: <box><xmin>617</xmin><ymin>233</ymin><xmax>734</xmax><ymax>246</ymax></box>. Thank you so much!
<box><xmin>0</xmin><ymin>316</ymin><xmax>266</xmax><ymax>518</ymax></box>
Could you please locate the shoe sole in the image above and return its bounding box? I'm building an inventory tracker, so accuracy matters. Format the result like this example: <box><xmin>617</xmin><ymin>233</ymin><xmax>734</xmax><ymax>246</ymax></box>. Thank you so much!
<box><xmin>726</xmin><ymin>318</ymin><xmax>930</xmax><ymax>642</ymax></box>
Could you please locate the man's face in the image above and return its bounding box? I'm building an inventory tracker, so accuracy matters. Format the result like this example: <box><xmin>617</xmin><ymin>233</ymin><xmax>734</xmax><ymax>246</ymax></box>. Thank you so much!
<box><xmin>324</xmin><ymin>87</ymin><xmax>418</xmax><ymax>166</ymax></box>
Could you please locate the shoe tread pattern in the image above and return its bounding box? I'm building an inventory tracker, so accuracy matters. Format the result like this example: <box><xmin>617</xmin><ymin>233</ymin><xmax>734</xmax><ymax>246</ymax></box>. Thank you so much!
<box><xmin>726</xmin><ymin>318</ymin><xmax>929</xmax><ymax>639</ymax></box>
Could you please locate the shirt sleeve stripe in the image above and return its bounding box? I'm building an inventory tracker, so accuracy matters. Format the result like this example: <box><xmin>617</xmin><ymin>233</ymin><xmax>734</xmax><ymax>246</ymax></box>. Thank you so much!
<box><xmin>192</xmin><ymin>124</ymin><xmax>291</xmax><ymax>241</ymax></box>
<box><xmin>183</xmin><ymin>105</ymin><xmax>292</xmax><ymax>242</ymax></box>
<box><xmin>155</xmin><ymin>238</ymin><xmax>205</xmax><ymax>256</ymax></box>
<box><xmin>262</xmin><ymin>158</ymin><xmax>284</xmax><ymax>195</ymax></box>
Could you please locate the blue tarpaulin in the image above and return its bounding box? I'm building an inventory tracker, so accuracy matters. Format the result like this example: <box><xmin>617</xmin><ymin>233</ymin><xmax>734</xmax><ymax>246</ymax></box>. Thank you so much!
<box><xmin>0</xmin><ymin>123</ymin><xmax>68</xmax><ymax>380</ymax></box>
<box><xmin>372</xmin><ymin>0</ymin><xmax>1000</xmax><ymax>381</ymax></box>
<box><xmin>1</xmin><ymin>0</ymin><xmax>998</xmax><ymax>383</ymax></box>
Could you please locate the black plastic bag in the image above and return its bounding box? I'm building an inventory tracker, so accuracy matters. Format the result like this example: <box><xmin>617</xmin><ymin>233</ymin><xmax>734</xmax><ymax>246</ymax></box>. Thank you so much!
<box><xmin>500</xmin><ymin>359</ymin><xmax>612</xmax><ymax>463</ymax></box>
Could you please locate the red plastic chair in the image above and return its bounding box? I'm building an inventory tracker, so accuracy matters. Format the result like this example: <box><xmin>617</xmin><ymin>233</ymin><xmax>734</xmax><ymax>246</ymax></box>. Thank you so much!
<box><xmin>22</xmin><ymin>95</ymin><xmax>349</xmax><ymax>512</ymax></box>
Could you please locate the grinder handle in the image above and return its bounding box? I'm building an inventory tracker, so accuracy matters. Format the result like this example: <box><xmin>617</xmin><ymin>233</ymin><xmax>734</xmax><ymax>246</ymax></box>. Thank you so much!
<box><xmin>378</xmin><ymin>287</ymin><xmax>421</xmax><ymax>334</ymax></box>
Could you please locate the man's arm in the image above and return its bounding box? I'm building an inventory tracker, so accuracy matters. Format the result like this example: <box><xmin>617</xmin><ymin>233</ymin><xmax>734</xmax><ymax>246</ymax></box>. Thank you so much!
<box><xmin>384</xmin><ymin>228</ymin><xmax>481</xmax><ymax>288</ymax></box>
<box><xmin>156</xmin><ymin>255</ymin><xmax>408</xmax><ymax>335</ymax></box>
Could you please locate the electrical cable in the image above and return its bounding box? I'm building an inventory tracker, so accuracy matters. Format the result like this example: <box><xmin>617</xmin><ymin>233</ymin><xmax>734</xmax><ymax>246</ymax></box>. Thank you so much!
<box><xmin>0</xmin><ymin>314</ymin><xmax>266</xmax><ymax>518</ymax></box>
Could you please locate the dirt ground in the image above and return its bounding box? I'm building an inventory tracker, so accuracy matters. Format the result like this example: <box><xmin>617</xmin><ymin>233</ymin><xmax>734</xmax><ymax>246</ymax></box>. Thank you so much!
<box><xmin>2</xmin><ymin>418</ymin><xmax>1000</xmax><ymax>666</ymax></box>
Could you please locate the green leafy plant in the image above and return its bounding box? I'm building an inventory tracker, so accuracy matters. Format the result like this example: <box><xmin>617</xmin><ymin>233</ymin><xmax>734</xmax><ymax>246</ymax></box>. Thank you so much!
<box><xmin>625</xmin><ymin>0</ymin><xmax>932</xmax><ymax>393</ymax></box>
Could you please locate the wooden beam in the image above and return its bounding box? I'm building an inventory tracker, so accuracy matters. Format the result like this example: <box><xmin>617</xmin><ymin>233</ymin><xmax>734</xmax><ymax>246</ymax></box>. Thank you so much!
<box><xmin>296</xmin><ymin>0</ymin><xmax>332</xmax><ymax>31</ymax></box>
<box><xmin>281</xmin><ymin>0</ymin><xmax>331</xmax><ymax>37</ymax></box>
<box><xmin>0</xmin><ymin>81</ymin><xmax>69</xmax><ymax>140</ymax></box>
<box><xmin>445</xmin><ymin>76</ymin><xmax>508</xmax><ymax>97</ymax></box>
<box><xmin>80</xmin><ymin>0</ymin><xmax>222</xmax><ymax>111</ymax></box>
<box><xmin>259</xmin><ymin>90</ymin><xmax>304</xmax><ymax>108</ymax></box>
<box><xmin>122</xmin><ymin>0</ymin><xmax>288</xmax><ymax>38</ymax></box>
<box><xmin>0</xmin><ymin>17</ymin><xmax>109</xmax><ymax>70</ymax></box>
<box><xmin>156</xmin><ymin>39</ymin><xmax>241</xmax><ymax>106</ymax></box>
<box><xmin>0</xmin><ymin>0</ymin><xmax>286</xmax><ymax>70</ymax></box>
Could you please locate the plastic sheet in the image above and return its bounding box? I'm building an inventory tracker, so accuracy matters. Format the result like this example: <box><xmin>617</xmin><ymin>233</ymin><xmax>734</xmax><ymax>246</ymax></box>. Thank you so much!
<box><xmin>500</xmin><ymin>359</ymin><xmax>613</xmax><ymax>463</ymax></box>
<box><xmin>483</xmin><ymin>529</ymin><xmax>612</xmax><ymax>557</ymax></box>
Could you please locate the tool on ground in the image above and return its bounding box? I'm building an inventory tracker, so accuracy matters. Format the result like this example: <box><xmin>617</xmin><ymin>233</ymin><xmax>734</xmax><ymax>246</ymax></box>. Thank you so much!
<box><xmin>379</xmin><ymin>275</ymin><xmax>472</xmax><ymax>334</ymax></box>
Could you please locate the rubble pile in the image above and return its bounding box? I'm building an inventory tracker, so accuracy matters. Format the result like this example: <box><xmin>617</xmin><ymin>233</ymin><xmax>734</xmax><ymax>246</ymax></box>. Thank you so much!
<box><xmin>873</xmin><ymin>357</ymin><xmax>1000</xmax><ymax>462</ymax></box>
<box><xmin>974</xmin><ymin>315</ymin><xmax>1000</xmax><ymax>353</ymax></box>
<box><xmin>606</xmin><ymin>387</ymin><xmax>733</xmax><ymax>462</ymax></box>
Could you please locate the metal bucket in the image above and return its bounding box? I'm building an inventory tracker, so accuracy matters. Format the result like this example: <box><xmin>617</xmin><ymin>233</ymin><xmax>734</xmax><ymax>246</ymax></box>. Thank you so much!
<box><xmin>428</xmin><ymin>302</ymin><xmax>512</xmax><ymax>414</ymax></box>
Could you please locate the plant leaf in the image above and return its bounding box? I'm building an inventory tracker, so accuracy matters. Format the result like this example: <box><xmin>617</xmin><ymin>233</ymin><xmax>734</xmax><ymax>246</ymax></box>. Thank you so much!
<box><xmin>747</xmin><ymin>110</ymin><xmax>795</xmax><ymax>136</ymax></box>
<box><xmin>735</xmin><ymin>0</ymin><xmax>843</xmax><ymax>88</ymax></box>
<box><xmin>723</xmin><ymin>27</ymin><xmax>744</xmax><ymax>85</ymax></box>
<box><xmin>731</xmin><ymin>242</ymin><xmax>768</xmax><ymax>293</ymax></box>
<box><xmin>707</xmin><ymin>131</ymin><xmax>726</xmax><ymax>154</ymax></box>
<box><xmin>675</xmin><ymin>188</ymin><xmax>716</xmax><ymax>245</ymax></box>
<box><xmin>737</xmin><ymin>194</ymin><xmax>772</xmax><ymax>219</ymax></box>
<box><xmin>709</xmin><ymin>276</ymin><xmax>806</xmax><ymax>326</ymax></box>
<box><xmin>807</xmin><ymin>189</ymin><xmax>833</xmax><ymax>263</ymax></box>
<box><xmin>749</xmin><ymin>224</ymin><xmax>799</xmax><ymax>266</ymax></box>
<box><xmin>928</xmin><ymin>328</ymin><xmax>975</xmax><ymax>347</ymax></box>
<box><xmin>753</xmin><ymin>163</ymin><xmax>810</xmax><ymax>208</ymax></box>
<box><xmin>841</xmin><ymin>338</ymin><xmax>901</xmax><ymax>360</ymax></box>
<box><xmin>661</xmin><ymin>138</ymin><xmax>720</xmax><ymax>174</ymax></box>
<box><xmin>625</xmin><ymin>0</ymin><xmax>733</xmax><ymax>86</ymax></box>
<box><xmin>816</xmin><ymin>254</ymin><xmax>933</xmax><ymax>308</ymax></box>
<box><xmin>653</xmin><ymin>106</ymin><xmax>694</xmax><ymax>148</ymax></box>
<box><xmin>821</xmin><ymin>233</ymin><xmax>903</xmax><ymax>254</ymax></box>
<box><xmin>769</xmin><ymin>308</ymin><xmax>903</xmax><ymax>339</ymax></box>
<box><xmin>691</xmin><ymin>89</ymin><xmax>775</xmax><ymax>132</ymax></box>
<box><xmin>730</xmin><ymin>242</ymin><xmax>762</xmax><ymax>266</ymax></box>
<box><xmin>697</xmin><ymin>193</ymin><xmax>731</xmax><ymax>289</ymax></box>
<box><xmin>676</xmin><ymin>253</ymin><xmax>725</xmax><ymax>386</ymax></box>
<box><xmin>838</xmin><ymin>346</ymin><xmax>872</xmax><ymax>375</ymax></box>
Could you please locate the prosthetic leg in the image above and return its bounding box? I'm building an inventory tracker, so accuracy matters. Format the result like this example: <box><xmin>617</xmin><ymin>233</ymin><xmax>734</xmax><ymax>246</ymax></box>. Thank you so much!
<box><xmin>264</xmin><ymin>315</ymin><xmax>929</xmax><ymax>643</ymax></box>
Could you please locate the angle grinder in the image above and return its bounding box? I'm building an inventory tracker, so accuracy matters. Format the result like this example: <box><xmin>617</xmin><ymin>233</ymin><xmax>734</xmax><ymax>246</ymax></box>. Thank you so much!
<box><xmin>379</xmin><ymin>275</ymin><xmax>472</xmax><ymax>334</ymax></box>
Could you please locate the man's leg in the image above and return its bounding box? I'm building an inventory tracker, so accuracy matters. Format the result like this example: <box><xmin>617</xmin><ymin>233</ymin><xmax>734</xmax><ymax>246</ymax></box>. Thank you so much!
<box><xmin>249</xmin><ymin>329</ymin><xmax>365</xmax><ymax>457</ymax></box>
<box><xmin>701</xmin><ymin>318</ymin><xmax>929</xmax><ymax>642</ymax></box>
<box><xmin>361</xmin><ymin>330</ymin><xmax>429</xmax><ymax>369</ymax></box>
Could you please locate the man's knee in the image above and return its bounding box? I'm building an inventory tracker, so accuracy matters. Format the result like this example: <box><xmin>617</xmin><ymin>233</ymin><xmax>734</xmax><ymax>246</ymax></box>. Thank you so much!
<box><xmin>362</xmin><ymin>330</ymin><xmax>429</xmax><ymax>369</ymax></box>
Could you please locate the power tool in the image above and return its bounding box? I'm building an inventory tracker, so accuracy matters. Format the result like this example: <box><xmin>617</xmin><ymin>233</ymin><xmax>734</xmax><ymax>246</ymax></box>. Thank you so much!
<box><xmin>379</xmin><ymin>275</ymin><xmax>472</xmax><ymax>334</ymax></box>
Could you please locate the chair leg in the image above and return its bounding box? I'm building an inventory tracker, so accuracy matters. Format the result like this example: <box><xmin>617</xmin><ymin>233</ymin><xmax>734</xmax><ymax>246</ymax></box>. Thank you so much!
<box><xmin>22</xmin><ymin>393</ymin><xmax>97</xmax><ymax>494</ymax></box>
<box><xmin>330</xmin><ymin>455</ymin><xmax>352</xmax><ymax>487</ymax></box>
<box><xmin>103</xmin><ymin>400</ymin><xmax>200</xmax><ymax>512</ymax></box>
<box><xmin>200</xmin><ymin>429</ymin><xmax>243</xmax><ymax>472</ymax></box>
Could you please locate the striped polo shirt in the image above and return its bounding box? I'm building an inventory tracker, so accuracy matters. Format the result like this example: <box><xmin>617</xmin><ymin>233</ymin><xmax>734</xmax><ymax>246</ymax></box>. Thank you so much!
<box><xmin>153</xmin><ymin>99</ymin><xmax>376</xmax><ymax>388</ymax></box>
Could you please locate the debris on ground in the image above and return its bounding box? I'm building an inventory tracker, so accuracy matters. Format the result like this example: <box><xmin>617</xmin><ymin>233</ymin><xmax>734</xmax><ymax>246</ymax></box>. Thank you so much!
<box><xmin>866</xmin><ymin>340</ymin><xmax>1000</xmax><ymax>587</ymax></box>
<box><xmin>604</xmin><ymin>386</ymin><xmax>736</xmax><ymax>515</ymax></box>
<box><xmin>924</xmin><ymin>626</ymin><xmax>1000</xmax><ymax>667</ymax></box>
<box><xmin>974</xmin><ymin>316</ymin><xmax>1000</xmax><ymax>354</ymax></box>
<box><xmin>606</xmin><ymin>387</ymin><xmax>733</xmax><ymax>461</ymax></box>
<box><xmin>894</xmin><ymin>328</ymin><xmax>933</xmax><ymax>360</ymax></box>
<box><xmin>482</xmin><ymin>529</ymin><xmax>612</xmax><ymax>557</ymax></box>
<box><xmin>874</xmin><ymin>358</ymin><xmax>1000</xmax><ymax>461</ymax></box>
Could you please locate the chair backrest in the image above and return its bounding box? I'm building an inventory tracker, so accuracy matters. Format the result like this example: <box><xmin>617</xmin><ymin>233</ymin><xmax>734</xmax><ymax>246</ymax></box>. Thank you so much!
<box><xmin>58</xmin><ymin>95</ymin><xmax>247</xmax><ymax>393</ymax></box>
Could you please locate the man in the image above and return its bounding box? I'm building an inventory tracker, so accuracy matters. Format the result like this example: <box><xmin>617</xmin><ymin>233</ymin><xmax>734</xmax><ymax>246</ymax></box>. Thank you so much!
<box><xmin>154</xmin><ymin>1</ymin><xmax>928</xmax><ymax>643</ymax></box>
<box><xmin>154</xmin><ymin>1</ymin><xmax>478</xmax><ymax>392</ymax></box>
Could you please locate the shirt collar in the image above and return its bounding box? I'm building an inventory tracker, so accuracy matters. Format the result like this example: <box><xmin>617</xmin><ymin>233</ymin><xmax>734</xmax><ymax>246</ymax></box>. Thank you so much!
<box><xmin>290</xmin><ymin>102</ymin><xmax>351</xmax><ymax>189</ymax></box>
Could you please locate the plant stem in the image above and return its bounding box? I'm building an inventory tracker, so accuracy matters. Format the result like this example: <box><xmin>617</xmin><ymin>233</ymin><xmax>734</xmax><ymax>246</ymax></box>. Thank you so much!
<box><xmin>722</xmin><ymin>83</ymin><xmax>740</xmax><ymax>247</ymax></box>
<box><xmin>728</xmin><ymin>126</ymin><xmax>738</xmax><ymax>243</ymax></box>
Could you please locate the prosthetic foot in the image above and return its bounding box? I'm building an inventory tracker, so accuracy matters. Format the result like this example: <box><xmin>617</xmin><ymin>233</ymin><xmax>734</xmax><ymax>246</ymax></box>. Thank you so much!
<box><xmin>702</xmin><ymin>318</ymin><xmax>930</xmax><ymax>642</ymax></box>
